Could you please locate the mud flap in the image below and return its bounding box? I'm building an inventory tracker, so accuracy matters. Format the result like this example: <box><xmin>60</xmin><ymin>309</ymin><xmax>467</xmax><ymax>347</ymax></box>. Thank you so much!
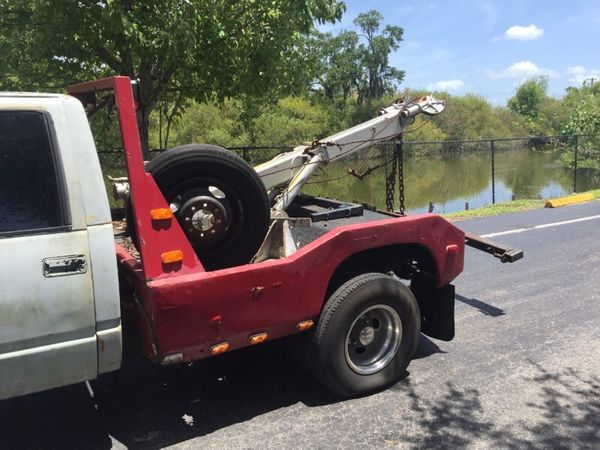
<box><xmin>410</xmin><ymin>278</ymin><xmax>455</xmax><ymax>341</ymax></box>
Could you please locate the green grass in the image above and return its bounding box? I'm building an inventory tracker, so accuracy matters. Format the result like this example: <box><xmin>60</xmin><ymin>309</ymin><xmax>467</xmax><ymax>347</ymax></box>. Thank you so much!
<box><xmin>444</xmin><ymin>189</ymin><xmax>600</xmax><ymax>221</ymax></box>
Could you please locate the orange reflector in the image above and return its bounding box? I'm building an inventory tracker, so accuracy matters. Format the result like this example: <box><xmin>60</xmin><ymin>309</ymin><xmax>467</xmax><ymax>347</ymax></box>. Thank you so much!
<box><xmin>446</xmin><ymin>244</ymin><xmax>460</xmax><ymax>255</ymax></box>
<box><xmin>210</xmin><ymin>342</ymin><xmax>230</xmax><ymax>355</ymax></box>
<box><xmin>161</xmin><ymin>250</ymin><xmax>183</xmax><ymax>264</ymax></box>
<box><xmin>151</xmin><ymin>208</ymin><xmax>173</xmax><ymax>220</ymax></box>
<box><xmin>297</xmin><ymin>320</ymin><xmax>314</xmax><ymax>331</ymax></box>
<box><xmin>249</xmin><ymin>332</ymin><xmax>268</xmax><ymax>345</ymax></box>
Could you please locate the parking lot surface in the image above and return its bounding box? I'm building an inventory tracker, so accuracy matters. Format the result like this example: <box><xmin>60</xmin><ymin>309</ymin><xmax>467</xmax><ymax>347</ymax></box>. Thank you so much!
<box><xmin>2</xmin><ymin>201</ymin><xmax>599</xmax><ymax>449</ymax></box>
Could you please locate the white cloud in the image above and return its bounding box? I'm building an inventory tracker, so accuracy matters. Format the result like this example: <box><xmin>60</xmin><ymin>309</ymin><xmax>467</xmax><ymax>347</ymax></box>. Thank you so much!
<box><xmin>427</xmin><ymin>80</ymin><xmax>465</xmax><ymax>91</ymax></box>
<box><xmin>485</xmin><ymin>61</ymin><xmax>556</xmax><ymax>79</ymax></box>
<box><xmin>505</xmin><ymin>24</ymin><xmax>544</xmax><ymax>40</ymax></box>
<box><xmin>567</xmin><ymin>66</ymin><xmax>600</xmax><ymax>85</ymax></box>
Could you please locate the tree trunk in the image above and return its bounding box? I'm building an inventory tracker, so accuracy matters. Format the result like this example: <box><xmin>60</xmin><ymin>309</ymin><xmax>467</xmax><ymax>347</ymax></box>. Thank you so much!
<box><xmin>136</xmin><ymin>106</ymin><xmax>151</xmax><ymax>158</ymax></box>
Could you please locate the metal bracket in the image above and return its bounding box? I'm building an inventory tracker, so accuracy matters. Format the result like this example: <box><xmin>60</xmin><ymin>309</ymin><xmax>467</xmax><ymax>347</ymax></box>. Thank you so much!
<box><xmin>252</xmin><ymin>212</ymin><xmax>312</xmax><ymax>263</ymax></box>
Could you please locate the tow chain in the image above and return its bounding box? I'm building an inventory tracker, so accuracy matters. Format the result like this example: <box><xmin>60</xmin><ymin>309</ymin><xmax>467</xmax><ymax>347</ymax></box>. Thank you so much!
<box><xmin>385</xmin><ymin>136</ymin><xmax>405</xmax><ymax>214</ymax></box>
<box><xmin>385</xmin><ymin>146</ymin><xmax>397</xmax><ymax>212</ymax></box>
<box><xmin>396</xmin><ymin>137</ymin><xmax>405</xmax><ymax>215</ymax></box>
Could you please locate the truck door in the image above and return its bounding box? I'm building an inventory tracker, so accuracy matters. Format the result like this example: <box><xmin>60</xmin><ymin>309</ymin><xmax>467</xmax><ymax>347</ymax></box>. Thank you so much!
<box><xmin>0</xmin><ymin>110</ymin><xmax>97</xmax><ymax>400</ymax></box>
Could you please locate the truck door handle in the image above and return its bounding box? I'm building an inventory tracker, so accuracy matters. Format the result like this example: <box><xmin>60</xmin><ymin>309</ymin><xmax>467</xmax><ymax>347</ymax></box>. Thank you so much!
<box><xmin>42</xmin><ymin>255</ymin><xmax>87</xmax><ymax>277</ymax></box>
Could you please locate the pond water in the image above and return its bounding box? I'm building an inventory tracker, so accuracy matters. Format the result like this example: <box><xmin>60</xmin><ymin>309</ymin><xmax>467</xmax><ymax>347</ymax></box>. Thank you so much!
<box><xmin>303</xmin><ymin>147</ymin><xmax>600</xmax><ymax>214</ymax></box>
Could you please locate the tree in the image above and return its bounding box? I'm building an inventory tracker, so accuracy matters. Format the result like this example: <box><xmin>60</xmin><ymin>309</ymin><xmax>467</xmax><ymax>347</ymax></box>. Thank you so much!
<box><xmin>562</xmin><ymin>80</ymin><xmax>600</xmax><ymax>129</ymax></box>
<box><xmin>310</xmin><ymin>9</ymin><xmax>404</xmax><ymax>105</ymax></box>
<box><xmin>251</xmin><ymin>96</ymin><xmax>329</xmax><ymax>146</ymax></box>
<box><xmin>0</xmin><ymin>0</ymin><xmax>344</xmax><ymax>151</ymax></box>
<box><xmin>310</xmin><ymin>30</ymin><xmax>362</xmax><ymax>102</ymax></box>
<box><xmin>435</xmin><ymin>94</ymin><xmax>513</xmax><ymax>140</ymax></box>
<box><xmin>560</xmin><ymin>84</ymin><xmax>600</xmax><ymax>172</ymax></box>
<box><xmin>562</xmin><ymin>101</ymin><xmax>600</xmax><ymax>136</ymax></box>
<box><xmin>508</xmin><ymin>76</ymin><xmax>549</xmax><ymax>119</ymax></box>
<box><xmin>353</xmin><ymin>10</ymin><xmax>404</xmax><ymax>102</ymax></box>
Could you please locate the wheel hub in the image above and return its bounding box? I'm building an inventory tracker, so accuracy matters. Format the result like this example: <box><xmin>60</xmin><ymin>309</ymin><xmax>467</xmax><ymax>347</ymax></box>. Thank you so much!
<box><xmin>358</xmin><ymin>326</ymin><xmax>375</xmax><ymax>346</ymax></box>
<box><xmin>192</xmin><ymin>210</ymin><xmax>215</xmax><ymax>232</ymax></box>
<box><xmin>345</xmin><ymin>304</ymin><xmax>402</xmax><ymax>375</ymax></box>
<box><xmin>178</xmin><ymin>195</ymin><xmax>229</xmax><ymax>247</ymax></box>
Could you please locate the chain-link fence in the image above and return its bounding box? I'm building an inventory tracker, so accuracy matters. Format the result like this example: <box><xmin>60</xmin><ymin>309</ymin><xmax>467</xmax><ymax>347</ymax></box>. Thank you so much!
<box><xmin>98</xmin><ymin>134</ymin><xmax>600</xmax><ymax>214</ymax></box>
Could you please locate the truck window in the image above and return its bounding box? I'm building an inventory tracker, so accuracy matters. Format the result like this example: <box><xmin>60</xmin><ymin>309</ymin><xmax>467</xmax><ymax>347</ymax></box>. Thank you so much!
<box><xmin>0</xmin><ymin>111</ymin><xmax>66</xmax><ymax>234</ymax></box>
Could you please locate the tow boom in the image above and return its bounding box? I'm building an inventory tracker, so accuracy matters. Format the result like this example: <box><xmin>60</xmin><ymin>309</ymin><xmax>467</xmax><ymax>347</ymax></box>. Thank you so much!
<box><xmin>254</xmin><ymin>95</ymin><xmax>445</xmax><ymax>211</ymax></box>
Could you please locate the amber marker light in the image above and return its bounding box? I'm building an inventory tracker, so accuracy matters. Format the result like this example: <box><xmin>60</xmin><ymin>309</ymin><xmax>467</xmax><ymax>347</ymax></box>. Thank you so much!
<box><xmin>249</xmin><ymin>333</ymin><xmax>268</xmax><ymax>345</ymax></box>
<box><xmin>210</xmin><ymin>342</ymin><xmax>230</xmax><ymax>355</ymax></box>
<box><xmin>161</xmin><ymin>250</ymin><xmax>183</xmax><ymax>264</ymax></box>
<box><xmin>297</xmin><ymin>320</ymin><xmax>314</xmax><ymax>331</ymax></box>
<box><xmin>151</xmin><ymin>208</ymin><xmax>173</xmax><ymax>220</ymax></box>
<box><xmin>446</xmin><ymin>244</ymin><xmax>460</xmax><ymax>255</ymax></box>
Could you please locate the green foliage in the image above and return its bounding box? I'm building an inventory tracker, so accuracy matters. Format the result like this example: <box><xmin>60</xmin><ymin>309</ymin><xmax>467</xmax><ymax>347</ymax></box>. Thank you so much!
<box><xmin>561</xmin><ymin>101</ymin><xmax>600</xmax><ymax>136</ymax></box>
<box><xmin>310</xmin><ymin>29</ymin><xmax>362</xmax><ymax>102</ymax></box>
<box><xmin>155</xmin><ymin>99</ymin><xmax>251</xmax><ymax>149</ymax></box>
<box><xmin>435</xmin><ymin>94</ymin><xmax>514</xmax><ymax>140</ymax></box>
<box><xmin>403</xmin><ymin>116</ymin><xmax>448</xmax><ymax>142</ymax></box>
<box><xmin>561</xmin><ymin>84</ymin><xmax>600</xmax><ymax>136</ymax></box>
<box><xmin>3</xmin><ymin>2</ymin><xmax>600</xmax><ymax>152</ymax></box>
<box><xmin>0</xmin><ymin>0</ymin><xmax>344</xmax><ymax>149</ymax></box>
<box><xmin>353</xmin><ymin>10</ymin><xmax>404</xmax><ymax>102</ymax></box>
<box><xmin>251</xmin><ymin>96</ymin><xmax>330</xmax><ymax>146</ymax></box>
<box><xmin>506</xmin><ymin>77</ymin><xmax>567</xmax><ymax>136</ymax></box>
<box><xmin>310</xmin><ymin>9</ymin><xmax>404</xmax><ymax>106</ymax></box>
<box><xmin>508</xmin><ymin>76</ymin><xmax>549</xmax><ymax>119</ymax></box>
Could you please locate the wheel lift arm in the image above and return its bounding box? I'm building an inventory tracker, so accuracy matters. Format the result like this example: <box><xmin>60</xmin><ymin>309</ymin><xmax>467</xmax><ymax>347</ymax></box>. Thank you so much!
<box><xmin>464</xmin><ymin>232</ymin><xmax>524</xmax><ymax>263</ymax></box>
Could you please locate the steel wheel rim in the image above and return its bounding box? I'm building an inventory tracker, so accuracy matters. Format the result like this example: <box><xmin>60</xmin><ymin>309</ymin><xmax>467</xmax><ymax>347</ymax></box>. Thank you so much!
<box><xmin>165</xmin><ymin>177</ymin><xmax>243</xmax><ymax>251</ymax></box>
<box><xmin>345</xmin><ymin>304</ymin><xmax>402</xmax><ymax>375</ymax></box>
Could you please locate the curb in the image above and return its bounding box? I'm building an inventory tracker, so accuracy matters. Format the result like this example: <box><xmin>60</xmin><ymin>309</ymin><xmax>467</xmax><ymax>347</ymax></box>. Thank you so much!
<box><xmin>545</xmin><ymin>193</ymin><xmax>594</xmax><ymax>208</ymax></box>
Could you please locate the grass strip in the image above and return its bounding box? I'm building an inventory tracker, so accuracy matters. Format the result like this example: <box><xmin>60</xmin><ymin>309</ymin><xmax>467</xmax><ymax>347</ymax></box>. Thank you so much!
<box><xmin>444</xmin><ymin>189</ymin><xmax>600</xmax><ymax>221</ymax></box>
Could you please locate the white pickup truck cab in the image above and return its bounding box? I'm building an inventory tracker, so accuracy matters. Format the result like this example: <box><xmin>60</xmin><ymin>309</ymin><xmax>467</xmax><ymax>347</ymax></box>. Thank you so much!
<box><xmin>0</xmin><ymin>93</ymin><xmax>122</xmax><ymax>400</ymax></box>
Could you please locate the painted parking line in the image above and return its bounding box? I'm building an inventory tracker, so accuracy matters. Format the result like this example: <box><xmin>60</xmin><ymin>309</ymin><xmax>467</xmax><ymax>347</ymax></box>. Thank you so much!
<box><xmin>481</xmin><ymin>214</ymin><xmax>600</xmax><ymax>239</ymax></box>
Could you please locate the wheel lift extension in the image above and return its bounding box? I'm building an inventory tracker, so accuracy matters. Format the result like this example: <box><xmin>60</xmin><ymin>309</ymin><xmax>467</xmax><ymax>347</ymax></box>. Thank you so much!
<box><xmin>464</xmin><ymin>232</ymin><xmax>524</xmax><ymax>263</ymax></box>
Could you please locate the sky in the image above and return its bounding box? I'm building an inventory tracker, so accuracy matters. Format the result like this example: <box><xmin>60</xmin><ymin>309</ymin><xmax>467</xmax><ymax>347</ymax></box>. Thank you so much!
<box><xmin>319</xmin><ymin>0</ymin><xmax>600</xmax><ymax>105</ymax></box>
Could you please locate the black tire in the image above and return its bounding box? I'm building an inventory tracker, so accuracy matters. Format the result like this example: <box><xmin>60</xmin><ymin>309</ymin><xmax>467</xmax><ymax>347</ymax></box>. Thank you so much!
<box><xmin>308</xmin><ymin>273</ymin><xmax>420</xmax><ymax>398</ymax></box>
<box><xmin>127</xmin><ymin>144</ymin><xmax>269</xmax><ymax>270</ymax></box>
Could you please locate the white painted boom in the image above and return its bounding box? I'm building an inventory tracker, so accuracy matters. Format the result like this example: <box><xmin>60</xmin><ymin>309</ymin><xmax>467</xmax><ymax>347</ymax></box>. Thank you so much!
<box><xmin>254</xmin><ymin>95</ymin><xmax>445</xmax><ymax>211</ymax></box>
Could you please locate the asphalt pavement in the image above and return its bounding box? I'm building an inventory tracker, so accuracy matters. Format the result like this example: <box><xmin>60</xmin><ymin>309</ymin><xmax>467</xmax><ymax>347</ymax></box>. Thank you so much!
<box><xmin>2</xmin><ymin>201</ymin><xmax>599</xmax><ymax>449</ymax></box>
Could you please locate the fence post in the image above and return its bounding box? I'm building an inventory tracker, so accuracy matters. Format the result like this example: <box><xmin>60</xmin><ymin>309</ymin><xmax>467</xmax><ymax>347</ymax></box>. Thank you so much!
<box><xmin>243</xmin><ymin>147</ymin><xmax>248</xmax><ymax>162</ymax></box>
<box><xmin>491</xmin><ymin>139</ymin><xmax>496</xmax><ymax>204</ymax></box>
<box><xmin>573</xmin><ymin>135</ymin><xmax>578</xmax><ymax>193</ymax></box>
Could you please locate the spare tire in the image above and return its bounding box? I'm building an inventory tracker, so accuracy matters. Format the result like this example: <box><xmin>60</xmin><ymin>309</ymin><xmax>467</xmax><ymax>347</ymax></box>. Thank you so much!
<box><xmin>127</xmin><ymin>144</ymin><xmax>270</xmax><ymax>271</ymax></box>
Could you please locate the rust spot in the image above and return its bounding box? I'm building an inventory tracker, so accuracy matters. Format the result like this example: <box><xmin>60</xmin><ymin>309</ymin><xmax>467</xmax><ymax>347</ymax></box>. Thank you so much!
<box><xmin>251</xmin><ymin>286</ymin><xmax>265</xmax><ymax>299</ymax></box>
<box><xmin>98</xmin><ymin>337</ymin><xmax>106</xmax><ymax>352</ymax></box>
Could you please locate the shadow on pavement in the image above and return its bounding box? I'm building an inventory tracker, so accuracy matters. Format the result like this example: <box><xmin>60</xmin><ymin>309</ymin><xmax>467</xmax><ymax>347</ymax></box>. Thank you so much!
<box><xmin>0</xmin><ymin>334</ymin><xmax>443</xmax><ymax>449</ymax></box>
<box><xmin>388</xmin><ymin>362</ymin><xmax>600</xmax><ymax>448</ymax></box>
<box><xmin>388</xmin><ymin>378</ymin><xmax>495</xmax><ymax>448</ymax></box>
<box><xmin>507</xmin><ymin>361</ymin><xmax>600</xmax><ymax>449</ymax></box>
<box><xmin>455</xmin><ymin>293</ymin><xmax>505</xmax><ymax>317</ymax></box>
<box><xmin>3</xmin><ymin>339</ymin><xmax>597</xmax><ymax>449</ymax></box>
<box><xmin>1</xmin><ymin>339</ymin><xmax>336</xmax><ymax>449</ymax></box>
<box><xmin>413</xmin><ymin>334</ymin><xmax>447</xmax><ymax>360</ymax></box>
